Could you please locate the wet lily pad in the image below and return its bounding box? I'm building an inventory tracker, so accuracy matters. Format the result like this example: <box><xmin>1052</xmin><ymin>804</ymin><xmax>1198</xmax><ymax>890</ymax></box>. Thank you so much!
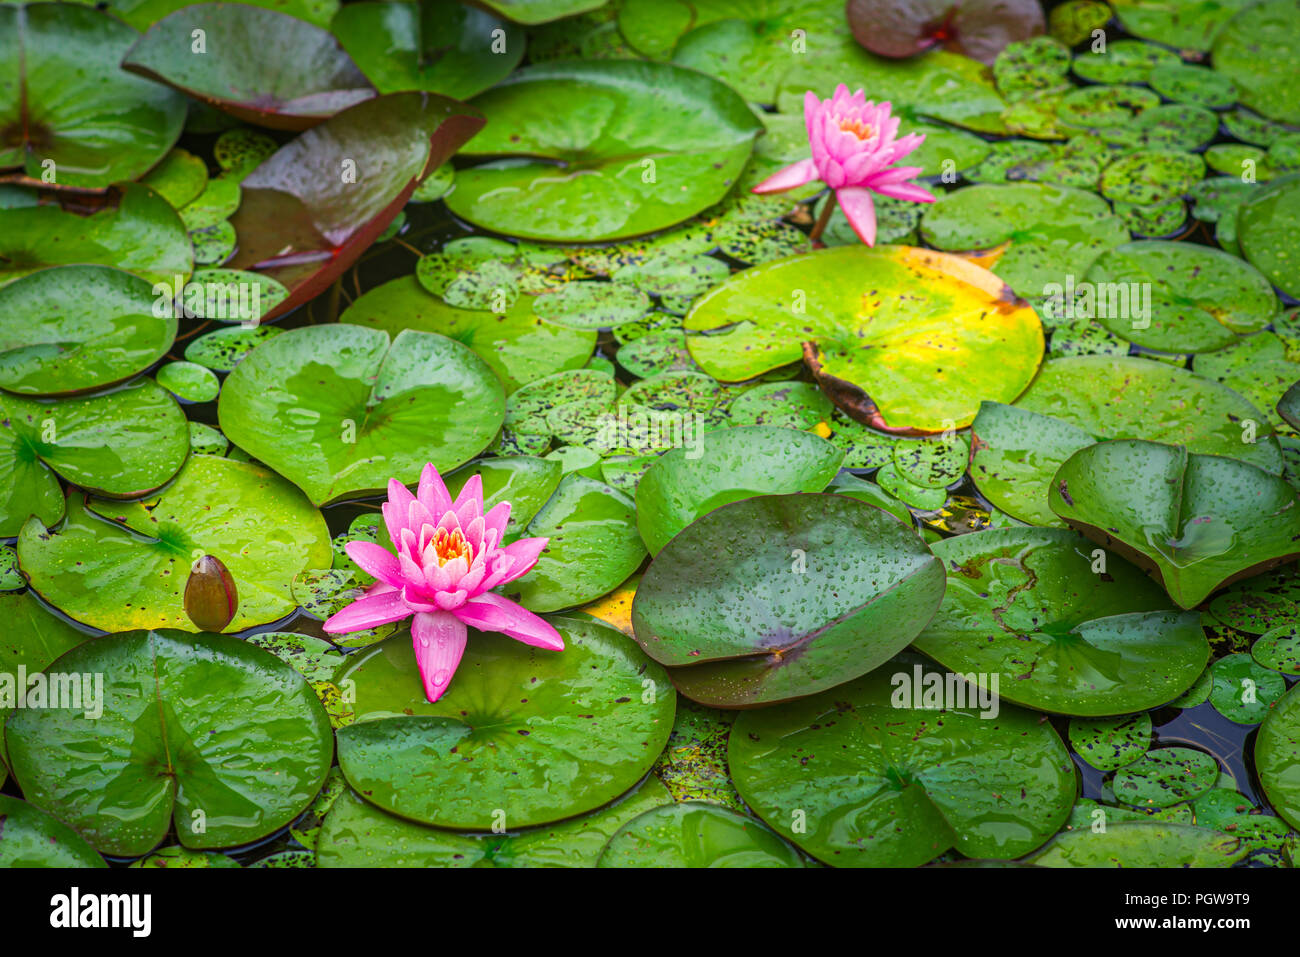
<box><xmin>156</xmin><ymin>361</ymin><xmax>220</xmax><ymax>403</ymax></box>
<box><xmin>504</xmin><ymin>474</ymin><xmax>645</xmax><ymax>613</ymax></box>
<box><xmin>317</xmin><ymin>776</ymin><xmax>671</xmax><ymax>867</ymax></box>
<box><xmin>635</xmin><ymin>426</ymin><xmax>843</xmax><ymax>556</ymax></box>
<box><xmin>1237</xmin><ymin>174</ymin><xmax>1300</xmax><ymax>300</ymax></box>
<box><xmin>686</xmin><ymin>245</ymin><xmax>1044</xmax><ymax>433</ymax></box>
<box><xmin>0</xmin><ymin>265</ymin><xmax>176</xmax><ymax>395</ymax></box>
<box><xmin>1253</xmin><ymin>625</ymin><xmax>1300</xmax><ymax>675</ymax></box>
<box><xmin>140</xmin><ymin>148</ymin><xmax>209</xmax><ymax>209</ymax></box>
<box><xmin>1212</xmin><ymin>0</ymin><xmax>1300</xmax><ymax>125</ymax></box>
<box><xmin>4</xmin><ymin>629</ymin><xmax>332</xmax><ymax>854</ymax></box>
<box><xmin>444</xmin><ymin>454</ymin><xmax>563</xmax><ymax>541</ymax></box>
<box><xmin>632</xmin><ymin>494</ymin><xmax>946</xmax><ymax>708</ymax></box>
<box><xmin>0</xmin><ymin>379</ymin><xmax>189</xmax><ymax>535</ymax></box>
<box><xmin>1256</xmin><ymin>682</ymin><xmax>1300</xmax><ymax>830</ymax></box>
<box><xmin>533</xmin><ymin>280</ymin><xmax>652</xmax><ymax>330</ymax></box>
<box><xmin>1100</xmin><ymin>150</ymin><xmax>1206</xmax><ymax>206</ymax></box>
<box><xmin>0</xmin><ymin>184</ymin><xmax>192</xmax><ymax>288</ymax></box>
<box><xmin>0</xmin><ymin>3</ymin><xmax>185</xmax><ymax>189</ymax></box>
<box><xmin>225</xmin><ymin>92</ymin><xmax>484</xmax><ymax>321</ymax></box>
<box><xmin>920</xmin><ymin>183</ymin><xmax>1129</xmax><ymax>298</ymax></box>
<box><xmin>446</xmin><ymin>60</ymin><xmax>761</xmax><ymax>241</ymax></box>
<box><xmin>729</xmin><ymin>659</ymin><xmax>1076</xmax><ymax>866</ymax></box>
<box><xmin>341</xmin><ymin>276</ymin><xmax>594</xmax><ymax>393</ymax></box>
<box><xmin>913</xmin><ymin>527</ymin><xmax>1208</xmax><ymax>715</ymax></box>
<box><xmin>0</xmin><ymin>590</ymin><xmax>92</xmax><ymax>725</ymax></box>
<box><xmin>1050</xmin><ymin>440</ymin><xmax>1300</xmax><ymax>609</ymax></box>
<box><xmin>332</xmin><ymin>1</ymin><xmax>522</xmax><ymax>100</ymax></box>
<box><xmin>1208</xmin><ymin>652</ymin><xmax>1286</xmax><ymax>724</ymax></box>
<box><xmin>19</xmin><ymin>454</ymin><xmax>331</xmax><ymax>632</ymax></box>
<box><xmin>123</xmin><ymin>3</ymin><xmax>375</xmax><ymax>130</ymax></box>
<box><xmin>1026</xmin><ymin>821</ymin><xmax>1248</xmax><ymax>867</ymax></box>
<box><xmin>1084</xmin><ymin>240</ymin><xmax>1278</xmax><ymax>353</ymax></box>
<box><xmin>219</xmin><ymin>324</ymin><xmax>504</xmax><ymax>505</ymax></box>
<box><xmin>1071</xmin><ymin>39</ymin><xmax>1179</xmax><ymax>85</ymax></box>
<box><xmin>598</xmin><ymin>802</ymin><xmax>806</xmax><ymax>868</ymax></box>
<box><xmin>0</xmin><ymin>795</ymin><xmax>106</xmax><ymax>867</ymax></box>
<box><xmin>335</xmin><ymin>617</ymin><xmax>675</xmax><ymax>829</ymax></box>
<box><xmin>1113</xmin><ymin>746</ymin><xmax>1219</xmax><ymax>807</ymax></box>
<box><xmin>183</xmin><ymin>323</ymin><xmax>285</xmax><ymax>372</ymax></box>
<box><xmin>1069</xmin><ymin>714</ymin><xmax>1154</xmax><ymax>772</ymax></box>
<box><xmin>1149</xmin><ymin>63</ymin><xmax>1236</xmax><ymax>109</ymax></box>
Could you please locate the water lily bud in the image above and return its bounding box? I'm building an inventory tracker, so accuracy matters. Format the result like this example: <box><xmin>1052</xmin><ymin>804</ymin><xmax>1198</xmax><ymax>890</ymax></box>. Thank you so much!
<box><xmin>185</xmin><ymin>555</ymin><xmax>238</xmax><ymax>632</ymax></box>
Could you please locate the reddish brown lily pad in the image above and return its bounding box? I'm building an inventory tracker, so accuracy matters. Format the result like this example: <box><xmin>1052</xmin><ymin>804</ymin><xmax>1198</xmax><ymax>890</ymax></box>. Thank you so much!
<box><xmin>847</xmin><ymin>0</ymin><xmax>1046</xmax><ymax>65</ymax></box>
<box><xmin>122</xmin><ymin>2</ymin><xmax>375</xmax><ymax>131</ymax></box>
<box><xmin>224</xmin><ymin>92</ymin><xmax>483</xmax><ymax>321</ymax></box>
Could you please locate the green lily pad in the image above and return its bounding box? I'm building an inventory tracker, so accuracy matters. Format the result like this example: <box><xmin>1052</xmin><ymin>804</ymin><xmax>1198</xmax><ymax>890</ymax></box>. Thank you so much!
<box><xmin>0</xmin><ymin>795</ymin><xmax>106</xmax><ymax>867</ymax></box>
<box><xmin>686</xmin><ymin>245</ymin><xmax>1044</xmax><ymax>432</ymax></box>
<box><xmin>140</xmin><ymin>147</ymin><xmax>209</xmax><ymax>209</ymax></box>
<box><xmin>335</xmin><ymin>616</ymin><xmax>675</xmax><ymax>830</ymax></box>
<box><xmin>532</xmin><ymin>280</ymin><xmax>652</xmax><ymax>330</ymax></box>
<box><xmin>0</xmin><ymin>184</ymin><xmax>192</xmax><ymax>288</ymax></box>
<box><xmin>19</xmin><ymin>454</ymin><xmax>331</xmax><ymax>632</ymax></box>
<box><xmin>446</xmin><ymin>60</ymin><xmax>761</xmax><ymax>242</ymax></box>
<box><xmin>725</xmin><ymin>382</ymin><xmax>833</xmax><ymax>431</ymax></box>
<box><xmin>183</xmin><ymin>323</ymin><xmax>286</xmax><ymax>372</ymax></box>
<box><xmin>317</xmin><ymin>776</ymin><xmax>671</xmax><ymax>867</ymax></box>
<box><xmin>1212</xmin><ymin>0</ymin><xmax>1300</xmax><ymax>125</ymax></box>
<box><xmin>1253</xmin><ymin>625</ymin><xmax>1300</xmax><ymax>674</ymax></box>
<box><xmin>474</xmin><ymin>0</ymin><xmax>607</xmax><ymax>24</ymax></box>
<box><xmin>5</xmin><ymin>629</ymin><xmax>332</xmax><ymax>855</ymax></box>
<box><xmin>0</xmin><ymin>265</ymin><xmax>176</xmax><ymax>395</ymax></box>
<box><xmin>1050</xmin><ymin>440</ymin><xmax>1300</xmax><ymax>609</ymax></box>
<box><xmin>0</xmin><ymin>379</ymin><xmax>189</xmax><ymax>536</ymax></box>
<box><xmin>971</xmin><ymin>357</ymin><xmax>1283</xmax><ymax>526</ymax></box>
<box><xmin>331</xmin><ymin>1</ymin><xmax>522</xmax><ymax>100</ymax></box>
<box><xmin>0</xmin><ymin>3</ymin><xmax>185</xmax><ymax>189</ymax></box>
<box><xmin>1237</xmin><ymin>174</ymin><xmax>1300</xmax><ymax>300</ymax></box>
<box><xmin>156</xmin><ymin>361</ymin><xmax>220</xmax><ymax>403</ymax></box>
<box><xmin>96</xmin><ymin>0</ymin><xmax>340</xmax><ymax>30</ymax></box>
<box><xmin>598</xmin><ymin>802</ymin><xmax>806</xmax><ymax>868</ymax></box>
<box><xmin>1069</xmin><ymin>714</ymin><xmax>1154</xmax><ymax>772</ymax></box>
<box><xmin>914</xmin><ymin>527</ymin><xmax>1208</xmax><ymax>715</ymax></box>
<box><xmin>504</xmin><ymin>367</ymin><xmax>617</xmax><ymax>437</ymax></box>
<box><xmin>635</xmin><ymin>426</ymin><xmax>843</xmax><ymax>556</ymax></box>
<box><xmin>632</xmin><ymin>493</ymin><xmax>946</xmax><ymax>708</ymax></box>
<box><xmin>1071</xmin><ymin>39</ymin><xmax>1180</xmax><ymax>85</ymax></box>
<box><xmin>131</xmin><ymin>845</ymin><xmax>241</xmax><ymax>868</ymax></box>
<box><xmin>1256</xmin><ymin>682</ymin><xmax>1300</xmax><ymax>830</ymax></box>
<box><xmin>1084</xmin><ymin>240</ymin><xmax>1278</xmax><ymax>353</ymax></box>
<box><xmin>0</xmin><ymin>543</ymin><xmax>21</xmax><ymax>589</ymax></box>
<box><xmin>1149</xmin><ymin>63</ymin><xmax>1237</xmax><ymax>109</ymax></box>
<box><xmin>123</xmin><ymin>3</ymin><xmax>375</xmax><ymax>130</ymax></box>
<box><xmin>1100</xmin><ymin>150</ymin><xmax>1206</xmax><ymax>206</ymax></box>
<box><xmin>189</xmin><ymin>220</ymin><xmax>238</xmax><ymax>265</ymax></box>
<box><xmin>1025</xmin><ymin>821</ymin><xmax>1248</xmax><ymax>867</ymax></box>
<box><xmin>341</xmin><ymin>276</ymin><xmax>594</xmax><ymax>394</ymax></box>
<box><xmin>728</xmin><ymin>659</ymin><xmax>1076</xmax><ymax>866</ymax></box>
<box><xmin>1208</xmin><ymin>652</ymin><xmax>1287</xmax><ymax>724</ymax></box>
<box><xmin>504</xmin><ymin>474</ymin><xmax>646</xmax><ymax>613</ymax></box>
<box><xmin>920</xmin><ymin>183</ymin><xmax>1130</xmax><ymax>298</ymax></box>
<box><xmin>225</xmin><ymin>92</ymin><xmax>483</xmax><ymax>321</ymax></box>
<box><xmin>219</xmin><ymin>324</ymin><xmax>504</xmax><ymax>505</ymax></box>
<box><xmin>1113</xmin><ymin>747</ymin><xmax>1219</xmax><ymax>808</ymax></box>
<box><xmin>0</xmin><ymin>590</ymin><xmax>92</xmax><ymax>725</ymax></box>
<box><xmin>213</xmin><ymin>126</ymin><xmax>279</xmax><ymax>180</ymax></box>
<box><xmin>1050</xmin><ymin>0</ymin><xmax>1111</xmax><ymax>45</ymax></box>
<box><xmin>616</xmin><ymin>330</ymin><xmax>697</xmax><ymax>378</ymax></box>
<box><xmin>178</xmin><ymin>176</ymin><xmax>241</xmax><ymax>231</ymax></box>
<box><xmin>1111</xmin><ymin>0</ymin><xmax>1253</xmax><ymax>51</ymax></box>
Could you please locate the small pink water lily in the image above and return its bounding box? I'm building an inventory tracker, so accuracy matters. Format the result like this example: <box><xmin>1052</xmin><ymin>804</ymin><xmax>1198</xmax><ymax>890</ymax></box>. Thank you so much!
<box><xmin>323</xmin><ymin>463</ymin><xmax>563</xmax><ymax>702</ymax></box>
<box><xmin>754</xmin><ymin>84</ymin><xmax>936</xmax><ymax>245</ymax></box>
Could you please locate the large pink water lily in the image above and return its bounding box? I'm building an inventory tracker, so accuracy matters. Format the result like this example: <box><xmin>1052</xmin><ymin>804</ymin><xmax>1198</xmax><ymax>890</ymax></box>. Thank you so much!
<box><xmin>754</xmin><ymin>84</ymin><xmax>936</xmax><ymax>245</ymax></box>
<box><xmin>323</xmin><ymin>463</ymin><xmax>563</xmax><ymax>702</ymax></box>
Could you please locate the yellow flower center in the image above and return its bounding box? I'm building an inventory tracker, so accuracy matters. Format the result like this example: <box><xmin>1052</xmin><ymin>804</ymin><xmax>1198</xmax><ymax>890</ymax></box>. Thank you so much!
<box><xmin>838</xmin><ymin>118</ymin><xmax>874</xmax><ymax>141</ymax></box>
<box><xmin>432</xmin><ymin>527</ymin><xmax>472</xmax><ymax>566</ymax></box>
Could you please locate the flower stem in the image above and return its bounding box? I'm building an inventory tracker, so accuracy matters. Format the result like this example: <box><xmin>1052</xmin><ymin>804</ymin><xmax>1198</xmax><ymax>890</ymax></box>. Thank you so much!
<box><xmin>808</xmin><ymin>193</ymin><xmax>835</xmax><ymax>244</ymax></box>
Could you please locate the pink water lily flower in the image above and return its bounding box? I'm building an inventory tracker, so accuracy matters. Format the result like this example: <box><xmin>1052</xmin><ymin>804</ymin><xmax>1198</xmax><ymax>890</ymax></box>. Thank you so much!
<box><xmin>754</xmin><ymin>84</ymin><xmax>936</xmax><ymax>245</ymax></box>
<box><xmin>323</xmin><ymin>463</ymin><xmax>563</xmax><ymax>702</ymax></box>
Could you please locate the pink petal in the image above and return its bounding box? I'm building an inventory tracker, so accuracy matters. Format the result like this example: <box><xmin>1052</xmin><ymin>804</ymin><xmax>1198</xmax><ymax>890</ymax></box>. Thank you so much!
<box><xmin>454</xmin><ymin>593</ymin><xmax>564</xmax><ymax>651</ymax></box>
<box><xmin>463</xmin><ymin>515</ymin><xmax>485</xmax><ymax>555</ymax></box>
<box><xmin>498</xmin><ymin>536</ymin><xmax>548</xmax><ymax>582</ymax></box>
<box><xmin>435</xmin><ymin>589</ymin><xmax>468</xmax><ymax>610</ymax></box>
<box><xmin>479</xmin><ymin>554</ymin><xmax>518</xmax><ymax>592</ymax></box>
<box><xmin>483</xmin><ymin>501</ymin><xmax>511</xmax><ymax>541</ymax></box>
<box><xmin>870</xmin><ymin>181</ymin><xmax>937</xmax><ymax>204</ymax></box>
<box><xmin>381</xmin><ymin>501</ymin><xmax>406</xmax><ymax>551</ymax></box>
<box><xmin>386</xmin><ymin>478</ymin><xmax>416</xmax><ymax>515</ymax></box>
<box><xmin>411</xmin><ymin>611</ymin><xmax>468</xmax><ymax>703</ymax></box>
<box><xmin>452</xmin><ymin>474</ymin><xmax>482</xmax><ymax>514</ymax></box>
<box><xmin>837</xmin><ymin>187</ymin><xmax>877</xmax><ymax>247</ymax></box>
<box><xmin>751</xmin><ymin>157</ymin><xmax>819</xmax><ymax>194</ymax></box>
<box><xmin>417</xmin><ymin>463</ymin><xmax>452</xmax><ymax>517</ymax></box>
<box><xmin>861</xmin><ymin>164</ymin><xmax>925</xmax><ymax>188</ymax></box>
<box><xmin>803</xmin><ymin>90</ymin><xmax>822</xmax><ymax>139</ymax></box>
<box><xmin>323</xmin><ymin>589</ymin><xmax>412</xmax><ymax>633</ymax></box>
<box><xmin>345</xmin><ymin>540</ymin><xmax>403</xmax><ymax>587</ymax></box>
